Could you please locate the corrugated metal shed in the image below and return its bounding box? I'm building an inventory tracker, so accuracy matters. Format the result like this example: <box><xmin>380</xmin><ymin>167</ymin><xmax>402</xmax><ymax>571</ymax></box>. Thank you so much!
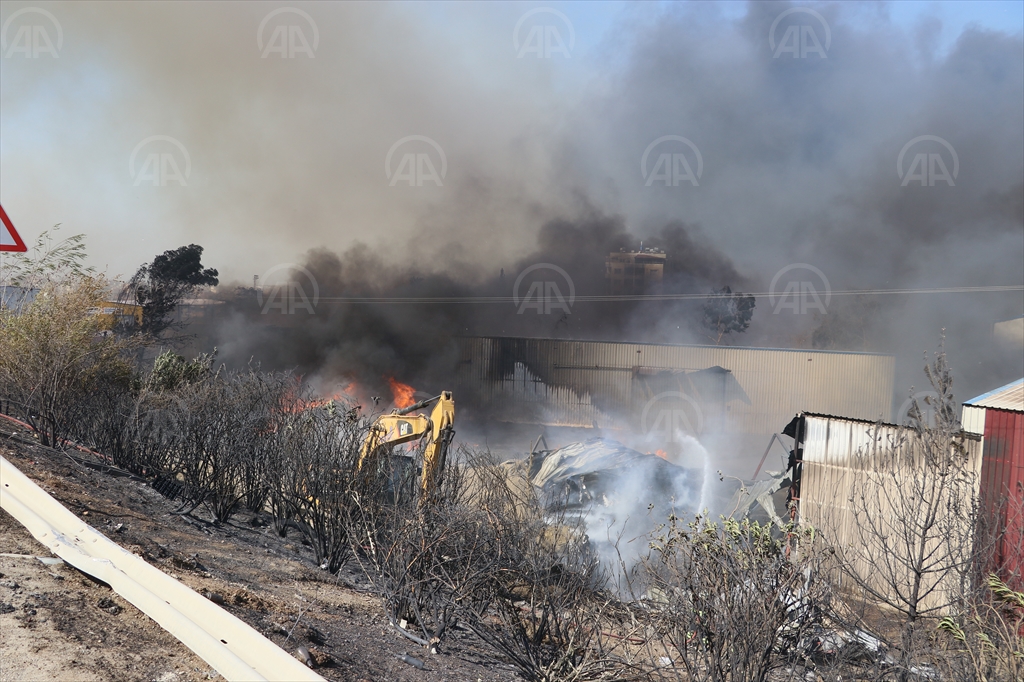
<box><xmin>961</xmin><ymin>404</ymin><xmax>987</xmax><ymax>436</ymax></box>
<box><xmin>965</xmin><ymin>378</ymin><xmax>1024</xmax><ymax>412</ymax></box>
<box><xmin>795</xmin><ymin>413</ymin><xmax>984</xmax><ymax>614</ymax></box>
<box><xmin>455</xmin><ymin>337</ymin><xmax>895</xmax><ymax>437</ymax></box>
<box><xmin>963</xmin><ymin>379</ymin><xmax>1024</xmax><ymax>587</ymax></box>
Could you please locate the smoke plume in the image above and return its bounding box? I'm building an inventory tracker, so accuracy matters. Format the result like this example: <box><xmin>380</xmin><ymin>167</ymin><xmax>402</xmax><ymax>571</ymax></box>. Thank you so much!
<box><xmin>2</xmin><ymin>0</ymin><xmax>1021</xmax><ymax>407</ymax></box>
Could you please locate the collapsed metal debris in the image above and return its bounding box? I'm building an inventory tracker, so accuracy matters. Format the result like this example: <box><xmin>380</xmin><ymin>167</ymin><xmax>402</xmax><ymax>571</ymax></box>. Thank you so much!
<box><xmin>528</xmin><ymin>437</ymin><xmax>703</xmax><ymax>513</ymax></box>
<box><xmin>722</xmin><ymin>469</ymin><xmax>791</xmax><ymax>528</ymax></box>
<box><xmin>525</xmin><ymin>436</ymin><xmax>793</xmax><ymax>527</ymax></box>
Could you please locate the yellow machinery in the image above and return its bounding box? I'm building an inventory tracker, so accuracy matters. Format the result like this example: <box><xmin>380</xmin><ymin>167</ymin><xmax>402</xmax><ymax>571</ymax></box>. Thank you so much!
<box><xmin>357</xmin><ymin>391</ymin><xmax>455</xmax><ymax>500</ymax></box>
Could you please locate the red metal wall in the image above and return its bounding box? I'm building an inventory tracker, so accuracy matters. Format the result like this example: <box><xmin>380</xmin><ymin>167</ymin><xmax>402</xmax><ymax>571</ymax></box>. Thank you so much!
<box><xmin>980</xmin><ymin>408</ymin><xmax>1024</xmax><ymax>586</ymax></box>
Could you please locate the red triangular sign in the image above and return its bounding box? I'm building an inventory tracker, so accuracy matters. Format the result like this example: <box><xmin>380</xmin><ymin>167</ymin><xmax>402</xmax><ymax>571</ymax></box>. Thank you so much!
<box><xmin>0</xmin><ymin>204</ymin><xmax>28</xmax><ymax>252</ymax></box>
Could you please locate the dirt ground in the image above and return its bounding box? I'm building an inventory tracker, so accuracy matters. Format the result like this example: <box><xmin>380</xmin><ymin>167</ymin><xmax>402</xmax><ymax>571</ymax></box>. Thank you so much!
<box><xmin>0</xmin><ymin>422</ymin><xmax>519</xmax><ymax>681</ymax></box>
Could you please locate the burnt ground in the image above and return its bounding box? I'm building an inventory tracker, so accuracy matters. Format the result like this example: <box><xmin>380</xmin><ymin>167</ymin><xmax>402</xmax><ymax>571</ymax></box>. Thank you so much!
<box><xmin>0</xmin><ymin>421</ymin><xmax>519</xmax><ymax>682</ymax></box>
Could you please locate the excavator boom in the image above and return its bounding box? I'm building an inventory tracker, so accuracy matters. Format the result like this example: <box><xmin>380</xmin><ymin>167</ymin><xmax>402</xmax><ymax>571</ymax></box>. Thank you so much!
<box><xmin>357</xmin><ymin>391</ymin><xmax>454</xmax><ymax>498</ymax></box>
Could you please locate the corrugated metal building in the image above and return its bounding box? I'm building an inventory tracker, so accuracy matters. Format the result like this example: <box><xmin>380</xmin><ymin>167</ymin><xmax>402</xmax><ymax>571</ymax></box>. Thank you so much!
<box><xmin>455</xmin><ymin>337</ymin><xmax>894</xmax><ymax>455</ymax></box>
<box><xmin>792</xmin><ymin>412</ymin><xmax>984</xmax><ymax>614</ymax></box>
<box><xmin>962</xmin><ymin>379</ymin><xmax>1024</xmax><ymax>585</ymax></box>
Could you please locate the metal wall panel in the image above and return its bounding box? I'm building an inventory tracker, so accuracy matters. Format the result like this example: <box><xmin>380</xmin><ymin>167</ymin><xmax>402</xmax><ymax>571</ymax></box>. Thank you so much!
<box><xmin>981</xmin><ymin>408</ymin><xmax>1024</xmax><ymax>500</ymax></box>
<box><xmin>797</xmin><ymin>414</ymin><xmax>984</xmax><ymax>614</ymax></box>
<box><xmin>979</xmin><ymin>408</ymin><xmax>1024</xmax><ymax>583</ymax></box>
<box><xmin>962</xmin><ymin>404</ymin><xmax>987</xmax><ymax>436</ymax></box>
<box><xmin>455</xmin><ymin>337</ymin><xmax>895</xmax><ymax>434</ymax></box>
<box><xmin>967</xmin><ymin>378</ymin><xmax>1024</xmax><ymax>412</ymax></box>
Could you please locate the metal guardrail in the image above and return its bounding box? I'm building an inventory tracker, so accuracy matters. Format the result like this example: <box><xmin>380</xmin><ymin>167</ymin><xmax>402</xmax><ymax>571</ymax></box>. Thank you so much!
<box><xmin>0</xmin><ymin>455</ymin><xmax>325</xmax><ymax>682</ymax></box>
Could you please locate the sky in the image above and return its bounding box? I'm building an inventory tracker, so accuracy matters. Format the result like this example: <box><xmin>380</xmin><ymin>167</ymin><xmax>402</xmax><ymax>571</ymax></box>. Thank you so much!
<box><xmin>1</xmin><ymin>0</ymin><xmax>1022</xmax><ymax>400</ymax></box>
<box><xmin>1</xmin><ymin>1</ymin><xmax>1020</xmax><ymax>279</ymax></box>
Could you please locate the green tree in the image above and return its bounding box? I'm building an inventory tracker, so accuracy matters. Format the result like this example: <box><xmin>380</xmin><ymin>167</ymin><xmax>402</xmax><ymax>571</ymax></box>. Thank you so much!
<box><xmin>701</xmin><ymin>286</ymin><xmax>755</xmax><ymax>345</ymax></box>
<box><xmin>127</xmin><ymin>244</ymin><xmax>218</xmax><ymax>337</ymax></box>
<box><xmin>1</xmin><ymin>225</ymin><xmax>94</xmax><ymax>313</ymax></box>
<box><xmin>0</xmin><ymin>277</ymin><xmax>137</xmax><ymax>447</ymax></box>
<box><xmin>147</xmin><ymin>349</ymin><xmax>216</xmax><ymax>392</ymax></box>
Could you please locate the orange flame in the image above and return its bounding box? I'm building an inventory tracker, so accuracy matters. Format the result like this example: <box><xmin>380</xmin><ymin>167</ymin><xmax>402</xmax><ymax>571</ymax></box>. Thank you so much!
<box><xmin>388</xmin><ymin>377</ymin><xmax>416</xmax><ymax>409</ymax></box>
<box><xmin>655</xmin><ymin>449</ymin><xmax>669</xmax><ymax>460</ymax></box>
<box><xmin>283</xmin><ymin>381</ymin><xmax>359</xmax><ymax>413</ymax></box>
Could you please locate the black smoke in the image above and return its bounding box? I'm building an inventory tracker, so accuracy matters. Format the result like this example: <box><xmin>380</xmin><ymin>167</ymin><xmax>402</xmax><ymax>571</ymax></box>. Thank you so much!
<box><xmin>203</xmin><ymin>212</ymin><xmax>747</xmax><ymax>399</ymax></box>
<box><xmin>5</xmin><ymin>1</ymin><xmax>1021</xmax><ymax>406</ymax></box>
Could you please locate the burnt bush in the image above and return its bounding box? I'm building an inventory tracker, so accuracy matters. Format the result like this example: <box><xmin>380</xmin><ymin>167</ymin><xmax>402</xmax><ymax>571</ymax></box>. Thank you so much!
<box><xmin>118</xmin><ymin>352</ymin><xmax>217</xmax><ymax>476</ymax></box>
<box><xmin>453</xmin><ymin>461</ymin><xmax>628</xmax><ymax>681</ymax></box>
<box><xmin>176</xmin><ymin>369</ymin><xmax>287</xmax><ymax>522</ymax></box>
<box><xmin>267</xmin><ymin>396</ymin><xmax>364</xmax><ymax>573</ymax></box>
<box><xmin>635</xmin><ymin>515</ymin><xmax>832</xmax><ymax>682</ymax></box>
<box><xmin>346</xmin><ymin>446</ymin><xmax>501</xmax><ymax>649</ymax></box>
<box><xmin>345</xmin><ymin>448</ymin><xmax>632</xmax><ymax>681</ymax></box>
<box><xmin>124</xmin><ymin>360</ymin><xmax>291</xmax><ymax>523</ymax></box>
<box><xmin>72</xmin><ymin>360</ymin><xmax>138</xmax><ymax>466</ymax></box>
<box><xmin>936</xmin><ymin>573</ymin><xmax>1024</xmax><ymax>682</ymax></box>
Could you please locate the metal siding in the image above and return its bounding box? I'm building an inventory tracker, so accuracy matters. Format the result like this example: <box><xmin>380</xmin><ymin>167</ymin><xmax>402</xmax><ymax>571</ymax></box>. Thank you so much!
<box><xmin>962</xmin><ymin>404</ymin><xmax>987</xmax><ymax>436</ymax></box>
<box><xmin>456</xmin><ymin>337</ymin><xmax>894</xmax><ymax>434</ymax></box>
<box><xmin>798</xmin><ymin>414</ymin><xmax>984</xmax><ymax>614</ymax></box>
<box><xmin>966</xmin><ymin>379</ymin><xmax>1024</xmax><ymax>412</ymax></box>
<box><xmin>980</xmin><ymin>408</ymin><xmax>1024</xmax><ymax>583</ymax></box>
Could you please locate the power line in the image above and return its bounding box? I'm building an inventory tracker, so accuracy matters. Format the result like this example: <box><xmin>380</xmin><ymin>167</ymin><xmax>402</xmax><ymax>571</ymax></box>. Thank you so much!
<box><xmin>300</xmin><ymin>284</ymin><xmax>1024</xmax><ymax>304</ymax></box>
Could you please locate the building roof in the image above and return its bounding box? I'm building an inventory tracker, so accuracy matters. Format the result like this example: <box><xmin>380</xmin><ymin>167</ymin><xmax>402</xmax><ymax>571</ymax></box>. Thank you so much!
<box><xmin>179</xmin><ymin>298</ymin><xmax>224</xmax><ymax>306</ymax></box>
<box><xmin>965</xmin><ymin>378</ymin><xmax>1024</xmax><ymax>413</ymax></box>
<box><xmin>459</xmin><ymin>334</ymin><xmax>894</xmax><ymax>358</ymax></box>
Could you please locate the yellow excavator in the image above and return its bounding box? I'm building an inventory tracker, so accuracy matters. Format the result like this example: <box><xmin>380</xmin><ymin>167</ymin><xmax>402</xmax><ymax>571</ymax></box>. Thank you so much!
<box><xmin>357</xmin><ymin>391</ymin><xmax>455</xmax><ymax>501</ymax></box>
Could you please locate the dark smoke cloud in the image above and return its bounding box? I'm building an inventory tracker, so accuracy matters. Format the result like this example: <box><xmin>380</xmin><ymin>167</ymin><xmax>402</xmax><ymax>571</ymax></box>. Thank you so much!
<box><xmin>209</xmin><ymin>212</ymin><xmax>746</xmax><ymax>399</ymax></box>
<box><xmin>560</xmin><ymin>1</ymin><xmax>1023</xmax><ymax>395</ymax></box>
<box><xmin>3</xmin><ymin>1</ymin><xmax>1022</xmax><ymax>405</ymax></box>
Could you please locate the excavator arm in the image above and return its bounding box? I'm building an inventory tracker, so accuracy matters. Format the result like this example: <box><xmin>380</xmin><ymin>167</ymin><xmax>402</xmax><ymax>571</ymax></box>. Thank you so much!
<box><xmin>357</xmin><ymin>391</ymin><xmax>454</xmax><ymax>498</ymax></box>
